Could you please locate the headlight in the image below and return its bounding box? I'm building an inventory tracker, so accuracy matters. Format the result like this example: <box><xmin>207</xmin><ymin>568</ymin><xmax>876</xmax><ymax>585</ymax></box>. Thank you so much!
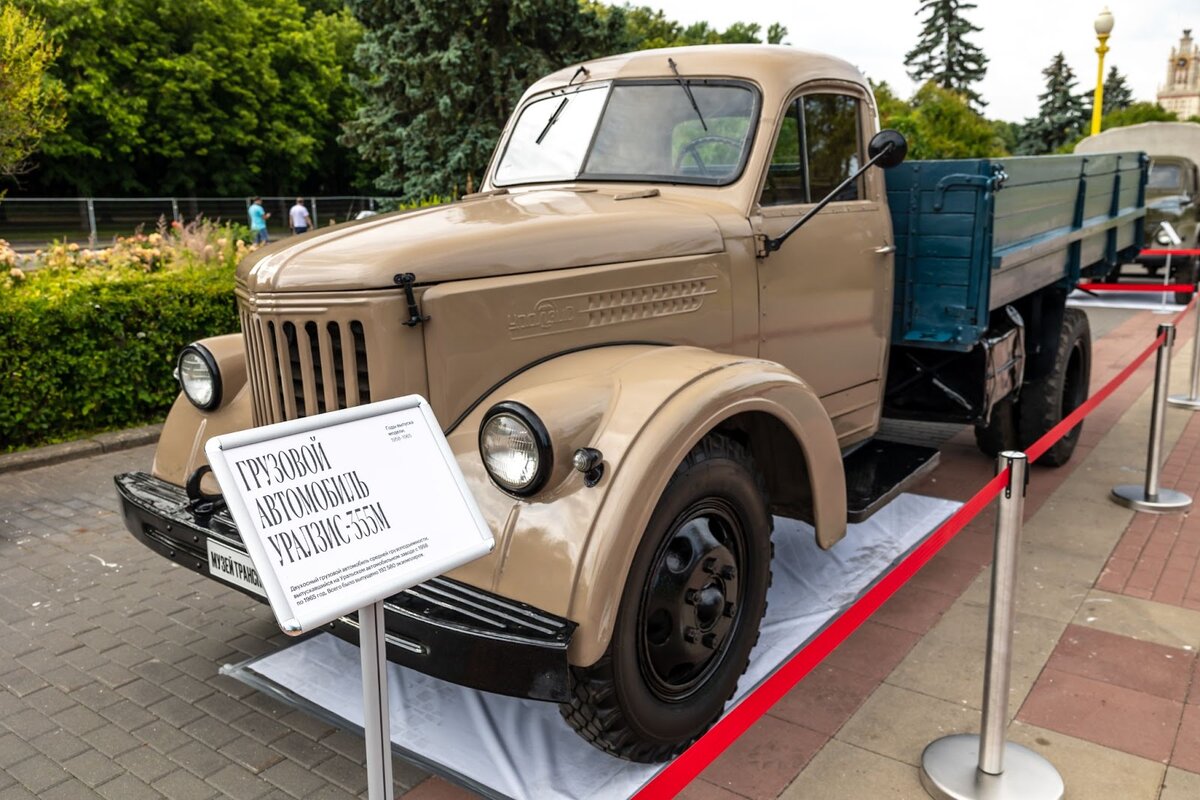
<box><xmin>175</xmin><ymin>344</ymin><xmax>221</xmax><ymax>410</ymax></box>
<box><xmin>1157</xmin><ymin>230</ymin><xmax>1172</xmax><ymax>245</ymax></box>
<box><xmin>479</xmin><ymin>402</ymin><xmax>552</xmax><ymax>496</ymax></box>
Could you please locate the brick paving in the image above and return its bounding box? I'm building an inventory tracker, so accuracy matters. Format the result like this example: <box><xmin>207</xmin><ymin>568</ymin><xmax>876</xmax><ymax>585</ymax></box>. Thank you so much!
<box><xmin>1018</xmin><ymin>625</ymin><xmax>1197</xmax><ymax>763</ymax></box>
<box><xmin>1</xmin><ymin>303</ymin><xmax>1197</xmax><ymax>800</ymax></box>
<box><xmin>1098</xmin><ymin>411</ymin><xmax>1200</xmax><ymax>608</ymax></box>
<box><xmin>0</xmin><ymin>447</ymin><xmax>432</xmax><ymax>798</ymax></box>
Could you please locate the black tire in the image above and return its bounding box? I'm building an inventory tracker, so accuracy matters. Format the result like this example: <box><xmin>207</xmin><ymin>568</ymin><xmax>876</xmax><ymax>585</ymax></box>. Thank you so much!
<box><xmin>1017</xmin><ymin>307</ymin><xmax>1091</xmax><ymax>467</ymax></box>
<box><xmin>1171</xmin><ymin>255</ymin><xmax>1198</xmax><ymax>306</ymax></box>
<box><xmin>974</xmin><ymin>395</ymin><xmax>1018</xmax><ymax>458</ymax></box>
<box><xmin>559</xmin><ymin>434</ymin><xmax>773</xmax><ymax>762</ymax></box>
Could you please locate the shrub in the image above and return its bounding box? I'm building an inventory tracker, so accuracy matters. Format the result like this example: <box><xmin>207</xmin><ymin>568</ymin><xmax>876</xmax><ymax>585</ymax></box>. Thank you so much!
<box><xmin>0</xmin><ymin>220</ymin><xmax>246</xmax><ymax>450</ymax></box>
<box><xmin>1</xmin><ymin>199</ymin><xmax>447</xmax><ymax>451</ymax></box>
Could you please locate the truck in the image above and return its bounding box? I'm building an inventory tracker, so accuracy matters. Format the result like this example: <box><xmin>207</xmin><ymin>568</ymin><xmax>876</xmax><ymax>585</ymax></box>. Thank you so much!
<box><xmin>115</xmin><ymin>45</ymin><xmax>1146</xmax><ymax>763</ymax></box>
<box><xmin>1075</xmin><ymin>121</ymin><xmax>1200</xmax><ymax>303</ymax></box>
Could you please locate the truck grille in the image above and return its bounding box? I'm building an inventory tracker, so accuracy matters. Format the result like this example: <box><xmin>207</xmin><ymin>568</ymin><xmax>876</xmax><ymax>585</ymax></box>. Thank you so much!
<box><xmin>240</xmin><ymin>309</ymin><xmax>371</xmax><ymax>424</ymax></box>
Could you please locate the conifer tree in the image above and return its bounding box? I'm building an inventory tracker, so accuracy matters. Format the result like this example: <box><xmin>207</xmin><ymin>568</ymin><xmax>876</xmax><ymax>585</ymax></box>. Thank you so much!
<box><xmin>342</xmin><ymin>1</ymin><xmax>625</xmax><ymax>198</ymax></box>
<box><xmin>1017</xmin><ymin>52</ymin><xmax>1088</xmax><ymax>154</ymax></box>
<box><xmin>1102</xmin><ymin>66</ymin><xmax>1134</xmax><ymax>112</ymax></box>
<box><xmin>904</xmin><ymin>0</ymin><xmax>989</xmax><ymax>108</ymax></box>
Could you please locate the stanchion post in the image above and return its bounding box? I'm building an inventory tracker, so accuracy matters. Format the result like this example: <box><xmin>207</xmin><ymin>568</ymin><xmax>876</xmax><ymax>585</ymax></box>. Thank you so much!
<box><xmin>1152</xmin><ymin>256</ymin><xmax>1171</xmax><ymax>319</ymax></box>
<box><xmin>360</xmin><ymin>601</ymin><xmax>394</xmax><ymax>800</ymax></box>
<box><xmin>920</xmin><ymin>452</ymin><xmax>1064</xmax><ymax>800</ymax></box>
<box><xmin>1112</xmin><ymin>323</ymin><xmax>1193</xmax><ymax>512</ymax></box>
<box><xmin>1169</xmin><ymin>293</ymin><xmax>1200</xmax><ymax>410</ymax></box>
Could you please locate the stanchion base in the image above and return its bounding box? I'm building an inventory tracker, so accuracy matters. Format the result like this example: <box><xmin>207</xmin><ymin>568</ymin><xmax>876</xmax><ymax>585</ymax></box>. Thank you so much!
<box><xmin>920</xmin><ymin>734</ymin><xmax>1064</xmax><ymax>800</ymax></box>
<box><xmin>1167</xmin><ymin>394</ymin><xmax>1200</xmax><ymax>410</ymax></box>
<box><xmin>1110</xmin><ymin>484</ymin><xmax>1193</xmax><ymax>513</ymax></box>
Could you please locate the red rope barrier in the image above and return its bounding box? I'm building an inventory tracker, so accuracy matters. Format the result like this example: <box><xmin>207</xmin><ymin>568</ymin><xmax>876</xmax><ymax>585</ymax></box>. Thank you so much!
<box><xmin>635</xmin><ymin>471</ymin><xmax>1008</xmax><ymax>800</ymax></box>
<box><xmin>1025</xmin><ymin>333</ymin><xmax>1163</xmax><ymax>464</ymax></box>
<box><xmin>634</xmin><ymin>296</ymin><xmax>1199</xmax><ymax>799</ymax></box>
<box><xmin>1076</xmin><ymin>283</ymin><xmax>1195</xmax><ymax>293</ymax></box>
<box><xmin>1140</xmin><ymin>249</ymin><xmax>1200</xmax><ymax>257</ymax></box>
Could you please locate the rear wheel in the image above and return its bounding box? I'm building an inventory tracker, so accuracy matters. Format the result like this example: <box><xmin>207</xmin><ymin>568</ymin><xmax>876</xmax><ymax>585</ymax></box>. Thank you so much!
<box><xmin>1171</xmin><ymin>254</ymin><xmax>1199</xmax><ymax>306</ymax></box>
<box><xmin>1017</xmin><ymin>308</ymin><xmax>1091</xmax><ymax>466</ymax></box>
<box><xmin>559</xmin><ymin>434</ymin><xmax>772</xmax><ymax>762</ymax></box>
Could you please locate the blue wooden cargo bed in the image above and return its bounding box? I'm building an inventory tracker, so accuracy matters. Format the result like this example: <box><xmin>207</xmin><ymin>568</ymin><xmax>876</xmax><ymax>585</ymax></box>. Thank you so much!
<box><xmin>885</xmin><ymin>152</ymin><xmax>1147</xmax><ymax>352</ymax></box>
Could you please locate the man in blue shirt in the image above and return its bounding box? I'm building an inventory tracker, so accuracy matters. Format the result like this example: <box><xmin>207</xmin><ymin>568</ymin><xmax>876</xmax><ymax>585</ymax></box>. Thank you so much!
<box><xmin>248</xmin><ymin>197</ymin><xmax>271</xmax><ymax>244</ymax></box>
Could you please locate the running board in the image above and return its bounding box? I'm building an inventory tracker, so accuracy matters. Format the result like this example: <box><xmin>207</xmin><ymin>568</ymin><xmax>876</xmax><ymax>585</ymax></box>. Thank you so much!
<box><xmin>843</xmin><ymin>440</ymin><xmax>941</xmax><ymax>524</ymax></box>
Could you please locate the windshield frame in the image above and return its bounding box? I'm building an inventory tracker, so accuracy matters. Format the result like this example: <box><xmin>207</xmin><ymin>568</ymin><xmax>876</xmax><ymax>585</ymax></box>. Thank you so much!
<box><xmin>491</xmin><ymin>77</ymin><xmax>762</xmax><ymax>189</ymax></box>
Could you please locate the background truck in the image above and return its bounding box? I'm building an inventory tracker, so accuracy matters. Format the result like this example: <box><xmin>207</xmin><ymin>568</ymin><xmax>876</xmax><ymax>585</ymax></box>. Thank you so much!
<box><xmin>1075</xmin><ymin>121</ymin><xmax>1200</xmax><ymax>303</ymax></box>
<box><xmin>115</xmin><ymin>45</ymin><xmax>1146</xmax><ymax>763</ymax></box>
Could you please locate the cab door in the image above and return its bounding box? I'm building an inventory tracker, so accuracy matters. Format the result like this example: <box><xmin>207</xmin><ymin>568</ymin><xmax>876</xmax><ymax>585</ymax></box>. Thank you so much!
<box><xmin>752</xmin><ymin>87</ymin><xmax>894</xmax><ymax>445</ymax></box>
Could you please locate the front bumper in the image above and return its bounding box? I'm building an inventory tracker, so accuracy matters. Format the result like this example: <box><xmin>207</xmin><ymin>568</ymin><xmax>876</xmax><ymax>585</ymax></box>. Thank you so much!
<box><xmin>115</xmin><ymin>471</ymin><xmax>576</xmax><ymax>702</ymax></box>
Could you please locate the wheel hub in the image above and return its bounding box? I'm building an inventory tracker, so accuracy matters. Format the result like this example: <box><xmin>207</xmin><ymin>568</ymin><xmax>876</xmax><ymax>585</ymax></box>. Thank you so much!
<box><xmin>639</xmin><ymin>506</ymin><xmax>744</xmax><ymax>700</ymax></box>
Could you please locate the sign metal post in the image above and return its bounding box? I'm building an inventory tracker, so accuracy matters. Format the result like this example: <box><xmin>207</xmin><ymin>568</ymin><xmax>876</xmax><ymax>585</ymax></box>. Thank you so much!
<box><xmin>205</xmin><ymin>395</ymin><xmax>494</xmax><ymax>800</ymax></box>
<box><xmin>360</xmin><ymin>600</ymin><xmax>394</xmax><ymax>800</ymax></box>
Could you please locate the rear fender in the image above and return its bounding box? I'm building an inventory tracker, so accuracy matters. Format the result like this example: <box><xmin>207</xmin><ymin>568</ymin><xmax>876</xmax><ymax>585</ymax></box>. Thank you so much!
<box><xmin>443</xmin><ymin>345</ymin><xmax>845</xmax><ymax>667</ymax></box>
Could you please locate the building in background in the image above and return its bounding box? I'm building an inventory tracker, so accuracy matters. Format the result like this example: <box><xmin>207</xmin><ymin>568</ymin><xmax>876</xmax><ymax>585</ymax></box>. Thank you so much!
<box><xmin>1159</xmin><ymin>29</ymin><xmax>1200</xmax><ymax>118</ymax></box>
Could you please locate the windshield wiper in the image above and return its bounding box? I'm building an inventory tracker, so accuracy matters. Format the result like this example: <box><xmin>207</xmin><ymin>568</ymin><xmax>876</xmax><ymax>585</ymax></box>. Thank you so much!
<box><xmin>668</xmin><ymin>57</ymin><xmax>707</xmax><ymax>131</ymax></box>
<box><xmin>535</xmin><ymin>97</ymin><xmax>569</xmax><ymax>145</ymax></box>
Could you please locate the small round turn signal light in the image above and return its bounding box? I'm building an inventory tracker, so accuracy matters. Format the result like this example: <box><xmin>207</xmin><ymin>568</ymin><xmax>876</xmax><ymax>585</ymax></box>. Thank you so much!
<box><xmin>572</xmin><ymin>447</ymin><xmax>605</xmax><ymax>487</ymax></box>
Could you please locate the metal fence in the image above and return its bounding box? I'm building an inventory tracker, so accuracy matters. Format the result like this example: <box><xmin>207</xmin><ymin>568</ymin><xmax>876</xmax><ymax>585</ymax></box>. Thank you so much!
<box><xmin>0</xmin><ymin>195</ymin><xmax>396</xmax><ymax>251</ymax></box>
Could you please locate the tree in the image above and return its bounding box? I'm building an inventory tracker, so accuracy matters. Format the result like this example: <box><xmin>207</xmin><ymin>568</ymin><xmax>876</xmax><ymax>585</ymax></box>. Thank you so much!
<box><xmin>905</xmin><ymin>0</ymin><xmax>988</xmax><ymax>108</ymax></box>
<box><xmin>343</xmin><ymin>1</ymin><xmax>627</xmax><ymax>199</ymax></box>
<box><xmin>18</xmin><ymin>0</ymin><xmax>360</xmax><ymax>196</ymax></box>
<box><xmin>1058</xmin><ymin>102</ymin><xmax>1177</xmax><ymax>153</ymax></box>
<box><xmin>621</xmin><ymin>6</ymin><xmax>787</xmax><ymax>49</ymax></box>
<box><xmin>1102</xmin><ymin>65</ymin><xmax>1133</xmax><ymax>112</ymax></box>
<box><xmin>1100</xmin><ymin>101</ymin><xmax>1176</xmax><ymax>131</ymax></box>
<box><xmin>875</xmin><ymin>81</ymin><xmax>1006</xmax><ymax>160</ymax></box>
<box><xmin>0</xmin><ymin>1</ymin><xmax>64</xmax><ymax>184</ymax></box>
<box><xmin>1082</xmin><ymin>64</ymin><xmax>1134</xmax><ymax>125</ymax></box>
<box><xmin>1017</xmin><ymin>52</ymin><xmax>1087</xmax><ymax>154</ymax></box>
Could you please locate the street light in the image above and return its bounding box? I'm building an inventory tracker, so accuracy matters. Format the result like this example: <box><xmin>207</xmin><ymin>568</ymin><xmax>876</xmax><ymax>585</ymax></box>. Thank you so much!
<box><xmin>1090</xmin><ymin>7</ymin><xmax>1115</xmax><ymax>135</ymax></box>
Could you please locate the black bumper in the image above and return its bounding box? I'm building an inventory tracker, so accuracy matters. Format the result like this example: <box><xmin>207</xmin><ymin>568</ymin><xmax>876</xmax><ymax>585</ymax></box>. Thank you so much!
<box><xmin>115</xmin><ymin>471</ymin><xmax>576</xmax><ymax>702</ymax></box>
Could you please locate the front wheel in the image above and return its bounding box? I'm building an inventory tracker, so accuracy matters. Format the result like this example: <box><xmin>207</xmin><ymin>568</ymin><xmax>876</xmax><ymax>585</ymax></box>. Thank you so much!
<box><xmin>559</xmin><ymin>433</ymin><xmax>772</xmax><ymax>762</ymax></box>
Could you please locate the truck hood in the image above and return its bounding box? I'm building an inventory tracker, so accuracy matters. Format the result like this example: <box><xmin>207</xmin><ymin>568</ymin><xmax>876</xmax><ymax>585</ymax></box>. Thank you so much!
<box><xmin>239</xmin><ymin>188</ymin><xmax>726</xmax><ymax>292</ymax></box>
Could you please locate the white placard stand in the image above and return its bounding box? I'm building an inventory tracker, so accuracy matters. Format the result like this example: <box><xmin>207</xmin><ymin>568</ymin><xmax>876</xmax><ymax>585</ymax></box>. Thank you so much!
<box><xmin>205</xmin><ymin>395</ymin><xmax>494</xmax><ymax>800</ymax></box>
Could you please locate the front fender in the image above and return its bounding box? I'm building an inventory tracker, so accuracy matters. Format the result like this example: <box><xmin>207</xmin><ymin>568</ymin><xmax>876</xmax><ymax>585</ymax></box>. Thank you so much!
<box><xmin>443</xmin><ymin>344</ymin><xmax>845</xmax><ymax>667</ymax></box>
<box><xmin>151</xmin><ymin>334</ymin><xmax>252</xmax><ymax>492</ymax></box>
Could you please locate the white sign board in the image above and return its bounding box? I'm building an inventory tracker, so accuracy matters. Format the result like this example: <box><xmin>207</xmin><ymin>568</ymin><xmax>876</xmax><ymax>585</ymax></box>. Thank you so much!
<box><xmin>205</xmin><ymin>395</ymin><xmax>494</xmax><ymax>634</ymax></box>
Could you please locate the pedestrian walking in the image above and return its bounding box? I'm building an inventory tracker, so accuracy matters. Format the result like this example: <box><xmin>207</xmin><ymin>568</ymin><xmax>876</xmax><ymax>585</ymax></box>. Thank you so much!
<box><xmin>248</xmin><ymin>197</ymin><xmax>270</xmax><ymax>245</ymax></box>
<box><xmin>289</xmin><ymin>197</ymin><xmax>312</xmax><ymax>235</ymax></box>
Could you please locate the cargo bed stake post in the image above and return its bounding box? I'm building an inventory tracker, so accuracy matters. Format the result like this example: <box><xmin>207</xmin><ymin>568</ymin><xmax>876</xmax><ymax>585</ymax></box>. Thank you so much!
<box><xmin>920</xmin><ymin>452</ymin><xmax>1065</xmax><ymax>800</ymax></box>
<box><xmin>1112</xmin><ymin>323</ymin><xmax>1193</xmax><ymax>512</ymax></box>
<box><xmin>1168</xmin><ymin>299</ymin><xmax>1200</xmax><ymax>410</ymax></box>
<box><xmin>360</xmin><ymin>600</ymin><xmax>394</xmax><ymax>800</ymax></box>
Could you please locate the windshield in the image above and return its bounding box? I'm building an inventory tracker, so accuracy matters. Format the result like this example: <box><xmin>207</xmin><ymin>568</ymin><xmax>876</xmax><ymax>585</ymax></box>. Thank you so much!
<box><xmin>1148</xmin><ymin>162</ymin><xmax>1183</xmax><ymax>190</ymax></box>
<box><xmin>493</xmin><ymin>80</ymin><xmax>758</xmax><ymax>187</ymax></box>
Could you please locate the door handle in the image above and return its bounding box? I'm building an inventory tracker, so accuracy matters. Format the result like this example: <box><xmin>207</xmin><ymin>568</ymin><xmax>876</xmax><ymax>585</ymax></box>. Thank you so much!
<box><xmin>874</xmin><ymin>244</ymin><xmax>897</xmax><ymax>255</ymax></box>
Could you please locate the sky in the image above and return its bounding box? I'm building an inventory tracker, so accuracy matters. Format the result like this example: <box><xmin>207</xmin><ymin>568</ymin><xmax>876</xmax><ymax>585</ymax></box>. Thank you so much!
<box><xmin>646</xmin><ymin>0</ymin><xmax>1195</xmax><ymax>122</ymax></box>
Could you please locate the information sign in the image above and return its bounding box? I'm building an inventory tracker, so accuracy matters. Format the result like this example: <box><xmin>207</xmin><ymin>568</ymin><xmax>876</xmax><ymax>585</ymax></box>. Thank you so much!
<box><xmin>205</xmin><ymin>395</ymin><xmax>494</xmax><ymax>634</ymax></box>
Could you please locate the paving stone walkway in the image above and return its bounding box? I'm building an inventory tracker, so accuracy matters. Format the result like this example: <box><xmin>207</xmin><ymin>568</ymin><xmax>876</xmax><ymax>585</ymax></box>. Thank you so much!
<box><xmin>2</xmin><ymin>304</ymin><xmax>1198</xmax><ymax>800</ymax></box>
<box><xmin>0</xmin><ymin>448</ymin><xmax>433</xmax><ymax>799</ymax></box>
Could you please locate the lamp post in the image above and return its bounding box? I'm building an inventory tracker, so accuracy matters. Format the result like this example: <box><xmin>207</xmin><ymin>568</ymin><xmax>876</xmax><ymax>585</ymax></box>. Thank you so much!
<box><xmin>1090</xmin><ymin>7</ymin><xmax>1115</xmax><ymax>135</ymax></box>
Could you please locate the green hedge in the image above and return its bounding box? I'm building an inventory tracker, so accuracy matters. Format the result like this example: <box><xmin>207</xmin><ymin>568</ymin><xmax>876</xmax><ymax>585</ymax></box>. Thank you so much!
<box><xmin>0</xmin><ymin>263</ymin><xmax>237</xmax><ymax>450</ymax></box>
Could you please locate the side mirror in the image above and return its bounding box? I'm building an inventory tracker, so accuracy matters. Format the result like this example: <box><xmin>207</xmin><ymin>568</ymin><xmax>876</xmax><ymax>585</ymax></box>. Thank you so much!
<box><xmin>868</xmin><ymin>129</ymin><xmax>908</xmax><ymax>169</ymax></box>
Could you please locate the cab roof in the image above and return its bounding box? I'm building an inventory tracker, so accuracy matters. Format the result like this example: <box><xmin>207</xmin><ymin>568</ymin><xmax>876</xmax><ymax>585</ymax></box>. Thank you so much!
<box><xmin>525</xmin><ymin>44</ymin><xmax>871</xmax><ymax>104</ymax></box>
